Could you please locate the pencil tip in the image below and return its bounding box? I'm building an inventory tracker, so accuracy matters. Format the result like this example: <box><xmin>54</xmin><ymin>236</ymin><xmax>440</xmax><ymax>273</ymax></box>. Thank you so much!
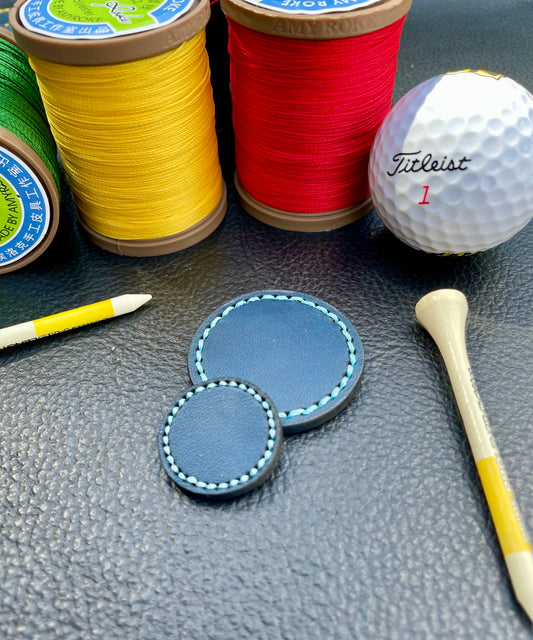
<box><xmin>517</xmin><ymin>590</ymin><xmax>533</xmax><ymax>624</ymax></box>
<box><xmin>112</xmin><ymin>294</ymin><xmax>152</xmax><ymax>315</ymax></box>
<box><xmin>506</xmin><ymin>551</ymin><xmax>533</xmax><ymax>623</ymax></box>
<box><xmin>135</xmin><ymin>294</ymin><xmax>152</xmax><ymax>308</ymax></box>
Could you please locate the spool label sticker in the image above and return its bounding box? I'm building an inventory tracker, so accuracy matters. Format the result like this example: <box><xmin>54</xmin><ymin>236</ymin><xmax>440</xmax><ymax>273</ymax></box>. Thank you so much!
<box><xmin>0</xmin><ymin>147</ymin><xmax>50</xmax><ymax>267</ymax></box>
<box><xmin>20</xmin><ymin>0</ymin><xmax>195</xmax><ymax>39</ymax></box>
<box><xmin>241</xmin><ymin>0</ymin><xmax>382</xmax><ymax>15</ymax></box>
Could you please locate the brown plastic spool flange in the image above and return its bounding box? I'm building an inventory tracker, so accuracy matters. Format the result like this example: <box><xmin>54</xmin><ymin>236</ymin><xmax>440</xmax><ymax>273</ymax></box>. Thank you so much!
<box><xmin>235</xmin><ymin>175</ymin><xmax>372</xmax><ymax>233</ymax></box>
<box><xmin>9</xmin><ymin>0</ymin><xmax>227</xmax><ymax>256</ymax></box>
<box><xmin>76</xmin><ymin>182</ymin><xmax>228</xmax><ymax>257</ymax></box>
<box><xmin>10</xmin><ymin>0</ymin><xmax>212</xmax><ymax>65</ymax></box>
<box><xmin>0</xmin><ymin>27</ymin><xmax>60</xmax><ymax>274</ymax></box>
<box><xmin>221</xmin><ymin>0</ymin><xmax>411</xmax><ymax>40</ymax></box>
<box><xmin>222</xmin><ymin>0</ymin><xmax>411</xmax><ymax>231</ymax></box>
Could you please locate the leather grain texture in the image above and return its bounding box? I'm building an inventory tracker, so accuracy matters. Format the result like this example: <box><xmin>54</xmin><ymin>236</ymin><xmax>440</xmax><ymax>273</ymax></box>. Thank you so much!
<box><xmin>1</xmin><ymin>1</ymin><xmax>532</xmax><ymax>638</ymax></box>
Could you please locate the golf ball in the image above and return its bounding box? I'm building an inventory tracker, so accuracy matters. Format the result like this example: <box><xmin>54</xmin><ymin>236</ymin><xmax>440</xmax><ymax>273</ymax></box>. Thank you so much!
<box><xmin>369</xmin><ymin>70</ymin><xmax>533</xmax><ymax>254</ymax></box>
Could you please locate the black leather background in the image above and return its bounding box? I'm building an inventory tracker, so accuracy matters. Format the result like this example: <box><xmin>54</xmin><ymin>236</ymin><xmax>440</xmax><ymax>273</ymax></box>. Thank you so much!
<box><xmin>1</xmin><ymin>1</ymin><xmax>532</xmax><ymax>638</ymax></box>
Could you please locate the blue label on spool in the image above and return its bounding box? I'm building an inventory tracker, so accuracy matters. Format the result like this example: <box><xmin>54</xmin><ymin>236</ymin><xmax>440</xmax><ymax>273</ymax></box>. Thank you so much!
<box><xmin>241</xmin><ymin>0</ymin><xmax>381</xmax><ymax>15</ymax></box>
<box><xmin>0</xmin><ymin>147</ymin><xmax>50</xmax><ymax>268</ymax></box>
<box><xmin>20</xmin><ymin>0</ymin><xmax>195</xmax><ymax>39</ymax></box>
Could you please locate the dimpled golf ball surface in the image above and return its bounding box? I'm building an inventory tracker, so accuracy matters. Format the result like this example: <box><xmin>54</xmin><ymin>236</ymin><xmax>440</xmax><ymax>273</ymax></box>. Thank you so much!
<box><xmin>369</xmin><ymin>71</ymin><xmax>533</xmax><ymax>254</ymax></box>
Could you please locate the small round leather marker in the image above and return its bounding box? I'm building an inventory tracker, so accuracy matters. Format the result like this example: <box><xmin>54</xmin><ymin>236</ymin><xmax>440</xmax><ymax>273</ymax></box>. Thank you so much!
<box><xmin>188</xmin><ymin>291</ymin><xmax>364</xmax><ymax>435</ymax></box>
<box><xmin>159</xmin><ymin>378</ymin><xmax>283</xmax><ymax>500</ymax></box>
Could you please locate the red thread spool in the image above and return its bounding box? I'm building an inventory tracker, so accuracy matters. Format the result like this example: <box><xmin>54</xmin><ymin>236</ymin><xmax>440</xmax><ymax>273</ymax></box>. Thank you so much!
<box><xmin>221</xmin><ymin>0</ymin><xmax>411</xmax><ymax>231</ymax></box>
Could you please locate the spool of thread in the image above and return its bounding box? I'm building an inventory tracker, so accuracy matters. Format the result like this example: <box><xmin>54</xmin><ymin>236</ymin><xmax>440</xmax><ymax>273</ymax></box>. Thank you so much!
<box><xmin>221</xmin><ymin>0</ymin><xmax>411</xmax><ymax>231</ymax></box>
<box><xmin>0</xmin><ymin>27</ymin><xmax>60</xmax><ymax>274</ymax></box>
<box><xmin>10</xmin><ymin>0</ymin><xmax>227</xmax><ymax>257</ymax></box>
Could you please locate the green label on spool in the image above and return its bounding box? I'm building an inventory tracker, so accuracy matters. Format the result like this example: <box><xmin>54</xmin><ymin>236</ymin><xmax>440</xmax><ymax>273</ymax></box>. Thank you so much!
<box><xmin>20</xmin><ymin>0</ymin><xmax>195</xmax><ymax>39</ymax></box>
<box><xmin>0</xmin><ymin>146</ymin><xmax>50</xmax><ymax>268</ymax></box>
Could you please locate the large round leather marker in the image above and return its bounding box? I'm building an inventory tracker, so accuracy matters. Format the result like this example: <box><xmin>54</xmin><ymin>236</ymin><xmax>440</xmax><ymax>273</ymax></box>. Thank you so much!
<box><xmin>188</xmin><ymin>291</ymin><xmax>364</xmax><ymax>435</ymax></box>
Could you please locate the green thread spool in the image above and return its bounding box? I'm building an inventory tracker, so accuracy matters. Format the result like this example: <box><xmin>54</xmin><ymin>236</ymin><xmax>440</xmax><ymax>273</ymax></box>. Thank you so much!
<box><xmin>0</xmin><ymin>27</ymin><xmax>60</xmax><ymax>274</ymax></box>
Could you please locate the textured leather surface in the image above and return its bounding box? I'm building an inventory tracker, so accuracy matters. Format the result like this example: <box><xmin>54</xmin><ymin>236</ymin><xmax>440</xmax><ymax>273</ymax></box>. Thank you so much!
<box><xmin>1</xmin><ymin>1</ymin><xmax>532</xmax><ymax>639</ymax></box>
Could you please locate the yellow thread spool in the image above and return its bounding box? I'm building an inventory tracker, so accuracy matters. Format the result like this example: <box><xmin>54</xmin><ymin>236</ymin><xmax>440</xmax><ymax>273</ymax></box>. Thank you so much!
<box><xmin>10</xmin><ymin>0</ymin><xmax>227</xmax><ymax>257</ymax></box>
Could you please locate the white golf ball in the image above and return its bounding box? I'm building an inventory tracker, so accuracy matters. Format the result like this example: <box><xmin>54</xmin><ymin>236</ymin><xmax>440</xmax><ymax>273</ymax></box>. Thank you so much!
<box><xmin>368</xmin><ymin>70</ymin><xmax>533</xmax><ymax>254</ymax></box>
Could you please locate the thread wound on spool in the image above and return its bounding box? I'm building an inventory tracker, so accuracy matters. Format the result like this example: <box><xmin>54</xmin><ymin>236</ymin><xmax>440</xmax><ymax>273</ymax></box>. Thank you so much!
<box><xmin>0</xmin><ymin>27</ymin><xmax>60</xmax><ymax>274</ymax></box>
<box><xmin>222</xmin><ymin>0</ymin><xmax>410</xmax><ymax>231</ymax></box>
<box><xmin>10</xmin><ymin>0</ymin><xmax>227</xmax><ymax>257</ymax></box>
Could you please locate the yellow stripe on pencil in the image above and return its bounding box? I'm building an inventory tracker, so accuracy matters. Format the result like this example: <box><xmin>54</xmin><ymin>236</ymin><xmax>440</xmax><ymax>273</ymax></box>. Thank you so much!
<box><xmin>0</xmin><ymin>294</ymin><xmax>151</xmax><ymax>349</ymax></box>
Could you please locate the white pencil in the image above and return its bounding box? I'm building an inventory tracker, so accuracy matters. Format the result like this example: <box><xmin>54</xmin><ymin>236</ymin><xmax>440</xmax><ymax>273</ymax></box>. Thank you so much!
<box><xmin>416</xmin><ymin>289</ymin><xmax>533</xmax><ymax>622</ymax></box>
<box><xmin>0</xmin><ymin>294</ymin><xmax>152</xmax><ymax>349</ymax></box>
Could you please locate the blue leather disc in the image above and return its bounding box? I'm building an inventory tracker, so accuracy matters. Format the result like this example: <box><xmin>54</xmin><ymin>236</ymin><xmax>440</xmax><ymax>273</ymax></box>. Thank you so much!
<box><xmin>159</xmin><ymin>378</ymin><xmax>283</xmax><ymax>500</ymax></box>
<box><xmin>188</xmin><ymin>291</ymin><xmax>364</xmax><ymax>435</ymax></box>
